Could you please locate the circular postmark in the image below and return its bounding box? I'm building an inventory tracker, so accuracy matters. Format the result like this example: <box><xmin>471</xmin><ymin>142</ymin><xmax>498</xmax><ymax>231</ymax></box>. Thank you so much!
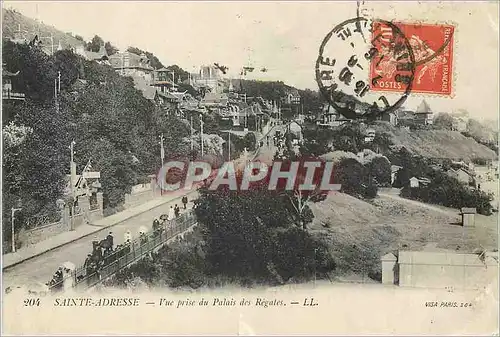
<box><xmin>315</xmin><ymin>17</ymin><xmax>416</xmax><ymax>120</ymax></box>
<box><xmin>355</xmin><ymin>2</ymin><xmax>455</xmax><ymax>72</ymax></box>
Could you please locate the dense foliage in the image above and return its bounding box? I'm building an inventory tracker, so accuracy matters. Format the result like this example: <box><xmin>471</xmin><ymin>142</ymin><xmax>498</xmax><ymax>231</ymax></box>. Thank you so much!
<box><xmin>401</xmin><ymin>171</ymin><xmax>493</xmax><ymax>215</ymax></box>
<box><xmin>192</xmin><ymin>182</ymin><xmax>335</xmax><ymax>285</ymax></box>
<box><xmin>2</xmin><ymin>39</ymin><xmax>190</xmax><ymax>241</ymax></box>
<box><xmin>126</xmin><ymin>46</ymin><xmax>165</xmax><ymax>69</ymax></box>
<box><xmin>390</xmin><ymin>147</ymin><xmax>493</xmax><ymax>214</ymax></box>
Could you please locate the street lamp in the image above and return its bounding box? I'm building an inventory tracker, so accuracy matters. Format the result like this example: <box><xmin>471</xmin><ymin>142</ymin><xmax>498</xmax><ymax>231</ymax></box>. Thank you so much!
<box><xmin>159</xmin><ymin>134</ymin><xmax>165</xmax><ymax>196</ymax></box>
<box><xmin>11</xmin><ymin>199</ymin><xmax>22</xmax><ymax>253</ymax></box>
<box><xmin>200</xmin><ymin>114</ymin><xmax>204</xmax><ymax>157</ymax></box>
<box><xmin>313</xmin><ymin>247</ymin><xmax>319</xmax><ymax>287</ymax></box>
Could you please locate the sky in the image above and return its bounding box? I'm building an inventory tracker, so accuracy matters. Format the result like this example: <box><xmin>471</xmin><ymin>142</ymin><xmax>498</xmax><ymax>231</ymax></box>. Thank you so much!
<box><xmin>4</xmin><ymin>1</ymin><xmax>499</xmax><ymax>121</ymax></box>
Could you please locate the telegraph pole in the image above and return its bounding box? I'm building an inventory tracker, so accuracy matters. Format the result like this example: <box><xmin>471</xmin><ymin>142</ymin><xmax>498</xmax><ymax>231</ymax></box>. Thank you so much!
<box><xmin>159</xmin><ymin>133</ymin><xmax>165</xmax><ymax>165</ymax></box>
<box><xmin>69</xmin><ymin>140</ymin><xmax>76</xmax><ymax>230</ymax></box>
<box><xmin>200</xmin><ymin>114</ymin><xmax>204</xmax><ymax>157</ymax></box>
<box><xmin>169</xmin><ymin>70</ymin><xmax>176</xmax><ymax>92</ymax></box>
<box><xmin>190</xmin><ymin>115</ymin><xmax>194</xmax><ymax>151</ymax></box>
<box><xmin>159</xmin><ymin>134</ymin><xmax>165</xmax><ymax>196</ymax></box>
<box><xmin>11</xmin><ymin>201</ymin><xmax>22</xmax><ymax>253</ymax></box>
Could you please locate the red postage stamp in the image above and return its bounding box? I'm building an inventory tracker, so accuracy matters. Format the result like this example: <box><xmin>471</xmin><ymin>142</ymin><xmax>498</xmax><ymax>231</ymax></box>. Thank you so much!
<box><xmin>369</xmin><ymin>21</ymin><xmax>455</xmax><ymax>96</ymax></box>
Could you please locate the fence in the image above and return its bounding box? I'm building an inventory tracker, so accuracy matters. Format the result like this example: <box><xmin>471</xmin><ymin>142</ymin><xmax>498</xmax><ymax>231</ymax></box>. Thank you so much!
<box><xmin>48</xmin><ymin>210</ymin><xmax>197</xmax><ymax>293</ymax></box>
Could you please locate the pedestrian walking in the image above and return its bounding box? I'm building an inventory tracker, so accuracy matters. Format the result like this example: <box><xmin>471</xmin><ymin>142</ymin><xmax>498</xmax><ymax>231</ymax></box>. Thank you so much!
<box><xmin>124</xmin><ymin>230</ymin><xmax>132</xmax><ymax>243</ymax></box>
<box><xmin>182</xmin><ymin>196</ymin><xmax>188</xmax><ymax>209</ymax></box>
<box><xmin>174</xmin><ymin>204</ymin><xmax>180</xmax><ymax>218</ymax></box>
<box><xmin>167</xmin><ymin>206</ymin><xmax>175</xmax><ymax>221</ymax></box>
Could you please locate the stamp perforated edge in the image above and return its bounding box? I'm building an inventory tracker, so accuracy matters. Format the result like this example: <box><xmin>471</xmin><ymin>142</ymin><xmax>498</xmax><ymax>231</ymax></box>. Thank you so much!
<box><xmin>369</xmin><ymin>17</ymin><xmax>459</xmax><ymax>99</ymax></box>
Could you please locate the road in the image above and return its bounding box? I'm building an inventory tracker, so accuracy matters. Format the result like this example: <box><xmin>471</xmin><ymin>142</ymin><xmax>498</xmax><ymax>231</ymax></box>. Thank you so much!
<box><xmin>3</xmin><ymin>192</ymin><xmax>198</xmax><ymax>290</ymax></box>
<box><xmin>2</xmin><ymin>120</ymin><xmax>284</xmax><ymax>290</ymax></box>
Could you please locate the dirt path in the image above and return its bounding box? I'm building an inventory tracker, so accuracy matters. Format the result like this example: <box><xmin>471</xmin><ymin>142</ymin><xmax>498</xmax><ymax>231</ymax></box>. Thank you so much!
<box><xmin>378</xmin><ymin>192</ymin><xmax>459</xmax><ymax>217</ymax></box>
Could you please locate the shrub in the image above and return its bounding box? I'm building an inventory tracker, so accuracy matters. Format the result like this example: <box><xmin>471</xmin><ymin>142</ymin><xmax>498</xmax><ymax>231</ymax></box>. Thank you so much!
<box><xmin>364</xmin><ymin>183</ymin><xmax>378</xmax><ymax>199</ymax></box>
<box><xmin>400</xmin><ymin>172</ymin><xmax>493</xmax><ymax>215</ymax></box>
<box><xmin>366</xmin><ymin>156</ymin><xmax>391</xmax><ymax>187</ymax></box>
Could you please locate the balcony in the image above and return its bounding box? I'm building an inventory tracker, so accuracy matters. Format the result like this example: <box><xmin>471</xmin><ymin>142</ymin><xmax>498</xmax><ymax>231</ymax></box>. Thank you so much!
<box><xmin>3</xmin><ymin>89</ymin><xmax>25</xmax><ymax>101</ymax></box>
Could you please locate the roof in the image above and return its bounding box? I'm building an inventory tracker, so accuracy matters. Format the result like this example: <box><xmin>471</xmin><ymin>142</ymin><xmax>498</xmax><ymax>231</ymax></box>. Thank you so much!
<box><xmin>381</xmin><ymin>253</ymin><xmax>397</xmax><ymax>261</ymax></box>
<box><xmin>398</xmin><ymin>251</ymin><xmax>496</xmax><ymax>266</ymax></box>
<box><xmin>391</xmin><ymin>165</ymin><xmax>402</xmax><ymax>173</ymax></box>
<box><xmin>461</xmin><ymin>207</ymin><xmax>477</xmax><ymax>214</ymax></box>
<box><xmin>416</xmin><ymin>99</ymin><xmax>432</xmax><ymax>114</ymax></box>
<box><xmin>397</xmin><ymin>110</ymin><xmax>415</xmax><ymax>119</ymax></box>
<box><xmin>158</xmin><ymin>90</ymin><xmax>180</xmax><ymax>102</ymax></box>
<box><xmin>287</xmin><ymin>88</ymin><xmax>300</xmax><ymax>97</ymax></box>
<box><xmin>201</xmin><ymin>92</ymin><xmax>228</xmax><ymax>106</ymax></box>
<box><xmin>108</xmin><ymin>52</ymin><xmax>154</xmax><ymax>71</ymax></box>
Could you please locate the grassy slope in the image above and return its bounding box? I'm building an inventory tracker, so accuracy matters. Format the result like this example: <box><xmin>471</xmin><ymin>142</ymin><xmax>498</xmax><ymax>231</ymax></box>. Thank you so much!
<box><xmin>2</xmin><ymin>8</ymin><xmax>84</xmax><ymax>52</ymax></box>
<box><xmin>309</xmin><ymin>192</ymin><xmax>497</xmax><ymax>281</ymax></box>
<box><xmin>372</xmin><ymin>122</ymin><xmax>497</xmax><ymax>161</ymax></box>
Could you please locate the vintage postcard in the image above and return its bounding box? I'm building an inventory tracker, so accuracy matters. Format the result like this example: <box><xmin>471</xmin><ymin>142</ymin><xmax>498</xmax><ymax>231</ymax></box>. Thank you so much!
<box><xmin>1</xmin><ymin>1</ymin><xmax>499</xmax><ymax>335</ymax></box>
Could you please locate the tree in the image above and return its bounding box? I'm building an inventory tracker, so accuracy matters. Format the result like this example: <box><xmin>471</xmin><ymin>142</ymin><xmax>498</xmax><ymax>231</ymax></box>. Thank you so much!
<box><xmin>366</xmin><ymin>155</ymin><xmax>391</xmax><ymax>186</ymax></box>
<box><xmin>433</xmin><ymin>112</ymin><xmax>454</xmax><ymax>130</ymax></box>
<box><xmin>104</xmin><ymin>41</ymin><xmax>118</xmax><ymax>56</ymax></box>
<box><xmin>2</xmin><ymin>42</ymin><xmax>193</xmax><ymax>236</ymax></box>
<box><xmin>301</xmin><ymin>127</ymin><xmax>336</xmax><ymax>156</ymax></box>
<box><xmin>126</xmin><ymin>46</ymin><xmax>165</xmax><ymax>69</ymax></box>
<box><xmin>193</xmin><ymin>179</ymin><xmax>335</xmax><ymax>283</ymax></box>
<box><xmin>166</xmin><ymin>65</ymin><xmax>189</xmax><ymax>83</ymax></box>
<box><xmin>86</xmin><ymin>35</ymin><xmax>104</xmax><ymax>52</ymax></box>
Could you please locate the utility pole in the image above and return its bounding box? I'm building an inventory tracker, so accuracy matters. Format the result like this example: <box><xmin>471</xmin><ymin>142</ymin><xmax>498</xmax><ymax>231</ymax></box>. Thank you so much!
<box><xmin>169</xmin><ymin>71</ymin><xmax>176</xmax><ymax>92</ymax></box>
<box><xmin>222</xmin><ymin>130</ymin><xmax>231</xmax><ymax>161</ymax></box>
<box><xmin>314</xmin><ymin>248</ymin><xmax>318</xmax><ymax>287</ymax></box>
<box><xmin>190</xmin><ymin>115</ymin><xmax>194</xmax><ymax>151</ymax></box>
<box><xmin>58</xmin><ymin>71</ymin><xmax>61</xmax><ymax>92</ymax></box>
<box><xmin>11</xmin><ymin>201</ymin><xmax>22</xmax><ymax>253</ymax></box>
<box><xmin>200</xmin><ymin>114</ymin><xmax>204</xmax><ymax>157</ymax></box>
<box><xmin>69</xmin><ymin>140</ymin><xmax>76</xmax><ymax>230</ymax></box>
<box><xmin>159</xmin><ymin>134</ymin><xmax>165</xmax><ymax>196</ymax></box>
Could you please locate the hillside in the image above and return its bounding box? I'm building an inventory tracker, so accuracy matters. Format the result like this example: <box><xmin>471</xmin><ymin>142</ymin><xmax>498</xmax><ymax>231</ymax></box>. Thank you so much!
<box><xmin>372</xmin><ymin>122</ymin><xmax>498</xmax><ymax>161</ymax></box>
<box><xmin>2</xmin><ymin>8</ymin><xmax>84</xmax><ymax>53</ymax></box>
<box><xmin>308</xmin><ymin>191</ymin><xmax>497</xmax><ymax>281</ymax></box>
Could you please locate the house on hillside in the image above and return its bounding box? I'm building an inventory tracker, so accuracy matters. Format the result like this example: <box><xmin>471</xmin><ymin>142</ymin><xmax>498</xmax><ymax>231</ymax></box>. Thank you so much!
<box><xmin>155</xmin><ymin>91</ymin><xmax>181</xmax><ymax>114</ymax></box>
<box><xmin>364</xmin><ymin>128</ymin><xmax>376</xmax><ymax>143</ymax></box>
<box><xmin>378</xmin><ymin>111</ymin><xmax>398</xmax><ymax>126</ymax></box>
<box><xmin>415</xmin><ymin>100</ymin><xmax>434</xmax><ymax>125</ymax></box>
<box><xmin>316</xmin><ymin>103</ymin><xmax>349</xmax><ymax>128</ymax></box>
<box><xmin>409</xmin><ymin>176</ymin><xmax>431</xmax><ymax>188</ymax></box>
<box><xmin>446</xmin><ymin>167</ymin><xmax>475</xmax><ymax>185</ymax></box>
<box><xmin>108</xmin><ymin>51</ymin><xmax>155</xmax><ymax>85</ymax></box>
<box><xmin>396</xmin><ymin>110</ymin><xmax>415</xmax><ymax>123</ymax></box>
<box><xmin>200</xmin><ymin>92</ymin><xmax>229</xmax><ymax>109</ymax></box>
<box><xmin>152</xmin><ymin>67</ymin><xmax>174</xmax><ymax>94</ymax></box>
<box><xmin>191</xmin><ymin>65</ymin><xmax>225</xmax><ymax>94</ymax></box>
<box><xmin>282</xmin><ymin>88</ymin><xmax>301</xmax><ymax>105</ymax></box>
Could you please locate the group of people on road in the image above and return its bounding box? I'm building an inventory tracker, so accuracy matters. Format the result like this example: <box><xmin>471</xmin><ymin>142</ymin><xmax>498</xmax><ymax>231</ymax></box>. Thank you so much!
<box><xmin>44</xmin><ymin>196</ymin><xmax>192</xmax><ymax>290</ymax></box>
